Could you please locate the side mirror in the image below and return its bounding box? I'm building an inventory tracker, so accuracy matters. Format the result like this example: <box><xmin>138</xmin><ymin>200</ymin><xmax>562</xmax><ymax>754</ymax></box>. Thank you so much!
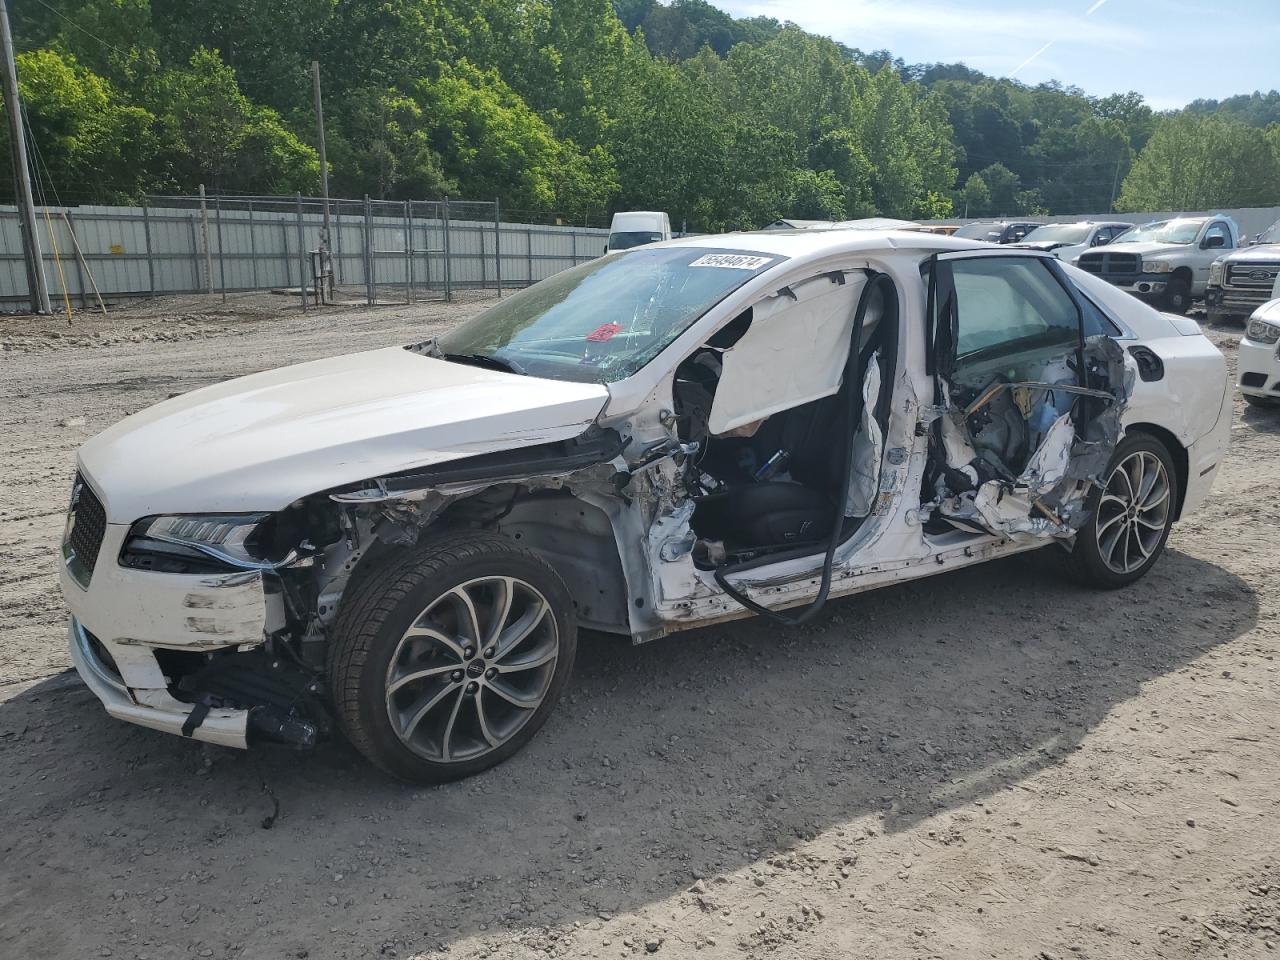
<box><xmin>1093</xmin><ymin>235</ymin><xmax>1110</xmax><ymax>247</ymax></box>
<box><xmin>1204</xmin><ymin>235</ymin><xmax>1226</xmax><ymax>249</ymax></box>
<box><xmin>603</xmin><ymin>245</ymin><xmax>609</xmax><ymax>256</ymax></box>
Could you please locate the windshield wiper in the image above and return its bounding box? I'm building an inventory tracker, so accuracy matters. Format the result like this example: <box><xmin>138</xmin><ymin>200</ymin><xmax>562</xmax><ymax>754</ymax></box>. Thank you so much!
<box><xmin>442</xmin><ymin>352</ymin><xmax>528</xmax><ymax>376</ymax></box>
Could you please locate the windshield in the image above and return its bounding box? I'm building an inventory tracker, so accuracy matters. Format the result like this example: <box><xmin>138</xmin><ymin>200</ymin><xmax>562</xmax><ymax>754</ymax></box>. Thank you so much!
<box><xmin>1119</xmin><ymin>219</ymin><xmax>1205</xmax><ymax>244</ymax></box>
<box><xmin>1021</xmin><ymin>223</ymin><xmax>1091</xmax><ymax>244</ymax></box>
<box><xmin>953</xmin><ymin>223</ymin><xmax>1003</xmax><ymax>241</ymax></box>
<box><xmin>607</xmin><ymin>230</ymin><xmax>664</xmax><ymax>251</ymax></box>
<box><xmin>1257</xmin><ymin>219</ymin><xmax>1280</xmax><ymax>244</ymax></box>
<box><xmin>437</xmin><ymin>247</ymin><xmax>782</xmax><ymax>383</ymax></box>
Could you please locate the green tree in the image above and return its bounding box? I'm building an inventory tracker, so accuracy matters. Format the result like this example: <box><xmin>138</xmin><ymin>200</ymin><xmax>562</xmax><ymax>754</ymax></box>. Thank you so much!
<box><xmin>0</xmin><ymin>49</ymin><xmax>157</xmax><ymax>202</ymax></box>
<box><xmin>958</xmin><ymin>172</ymin><xmax>990</xmax><ymax>217</ymax></box>
<box><xmin>1117</xmin><ymin>115</ymin><xmax>1280</xmax><ymax>211</ymax></box>
<box><xmin>151</xmin><ymin>49</ymin><xmax>319</xmax><ymax>193</ymax></box>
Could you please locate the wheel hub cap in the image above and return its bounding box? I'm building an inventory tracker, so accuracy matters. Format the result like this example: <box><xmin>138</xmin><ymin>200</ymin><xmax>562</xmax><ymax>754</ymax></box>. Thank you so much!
<box><xmin>1095</xmin><ymin>450</ymin><xmax>1171</xmax><ymax>575</ymax></box>
<box><xmin>383</xmin><ymin>576</ymin><xmax>559</xmax><ymax>763</ymax></box>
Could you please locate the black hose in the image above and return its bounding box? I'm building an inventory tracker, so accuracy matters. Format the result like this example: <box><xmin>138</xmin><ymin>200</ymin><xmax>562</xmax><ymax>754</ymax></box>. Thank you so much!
<box><xmin>713</xmin><ymin>271</ymin><xmax>895</xmax><ymax>626</ymax></box>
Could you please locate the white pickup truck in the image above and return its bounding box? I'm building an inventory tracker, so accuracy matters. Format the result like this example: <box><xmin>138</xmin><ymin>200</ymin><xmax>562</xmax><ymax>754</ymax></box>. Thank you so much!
<box><xmin>1075</xmin><ymin>215</ymin><xmax>1238</xmax><ymax>314</ymax></box>
<box><xmin>1205</xmin><ymin>218</ymin><xmax>1280</xmax><ymax>324</ymax></box>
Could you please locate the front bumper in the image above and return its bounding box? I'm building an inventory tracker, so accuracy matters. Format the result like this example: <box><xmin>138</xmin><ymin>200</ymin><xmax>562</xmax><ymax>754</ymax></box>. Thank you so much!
<box><xmin>69</xmin><ymin>618</ymin><xmax>250</xmax><ymax>748</ymax></box>
<box><xmin>1238</xmin><ymin>337</ymin><xmax>1280</xmax><ymax>399</ymax></box>
<box><xmin>1207</xmin><ymin>284</ymin><xmax>1272</xmax><ymax>317</ymax></box>
<box><xmin>59</xmin><ymin>521</ymin><xmax>269</xmax><ymax>750</ymax></box>
<box><xmin>1105</xmin><ymin>279</ymin><xmax>1167</xmax><ymax>299</ymax></box>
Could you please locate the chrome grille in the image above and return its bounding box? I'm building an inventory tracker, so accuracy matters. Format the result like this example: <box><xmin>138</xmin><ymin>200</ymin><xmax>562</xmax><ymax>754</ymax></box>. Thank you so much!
<box><xmin>63</xmin><ymin>474</ymin><xmax>107</xmax><ymax>587</ymax></box>
<box><xmin>1077</xmin><ymin>251</ymin><xmax>1141</xmax><ymax>279</ymax></box>
<box><xmin>1225</xmin><ymin>261</ymin><xmax>1280</xmax><ymax>289</ymax></box>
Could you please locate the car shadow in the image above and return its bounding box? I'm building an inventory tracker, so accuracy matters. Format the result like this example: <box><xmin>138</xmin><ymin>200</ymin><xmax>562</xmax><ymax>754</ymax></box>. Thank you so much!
<box><xmin>1242</xmin><ymin>398</ymin><xmax>1280</xmax><ymax>429</ymax></box>
<box><xmin>0</xmin><ymin>547</ymin><xmax>1259</xmax><ymax>959</ymax></box>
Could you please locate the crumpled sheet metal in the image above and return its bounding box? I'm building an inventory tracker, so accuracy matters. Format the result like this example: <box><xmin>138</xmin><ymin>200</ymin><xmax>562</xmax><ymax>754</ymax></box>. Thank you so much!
<box><xmin>935</xmin><ymin>335</ymin><xmax>1134</xmax><ymax>537</ymax></box>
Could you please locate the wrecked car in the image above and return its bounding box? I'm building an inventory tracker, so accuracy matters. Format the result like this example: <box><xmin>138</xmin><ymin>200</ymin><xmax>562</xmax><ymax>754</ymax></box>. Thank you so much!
<box><xmin>59</xmin><ymin>230</ymin><xmax>1232</xmax><ymax>783</ymax></box>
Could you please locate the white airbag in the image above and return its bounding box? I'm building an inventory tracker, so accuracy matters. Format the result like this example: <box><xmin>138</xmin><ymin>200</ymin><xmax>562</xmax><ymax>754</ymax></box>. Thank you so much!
<box><xmin>708</xmin><ymin>273</ymin><xmax>865</xmax><ymax>435</ymax></box>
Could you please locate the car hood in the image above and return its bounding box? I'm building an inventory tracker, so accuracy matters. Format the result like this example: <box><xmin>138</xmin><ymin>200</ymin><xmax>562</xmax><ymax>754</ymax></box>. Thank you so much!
<box><xmin>1224</xmin><ymin>243</ymin><xmax>1280</xmax><ymax>263</ymax></box>
<box><xmin>1082</xmin><ymin>241</ymin><xmax>1190</xmax><ymax>257</ymax></box>
<box><xmin>78</xmin><ymin>346</ymin><xmax>611</xmax><ymax>521</ymax></box>
<box><xmin>1012</xmin><ymin>240</ymin><xmax>1066</xmax><ymax>251</ymax></box>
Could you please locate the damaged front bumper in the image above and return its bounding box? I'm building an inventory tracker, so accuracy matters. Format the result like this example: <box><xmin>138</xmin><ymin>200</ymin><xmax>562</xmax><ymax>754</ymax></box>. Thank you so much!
<box><xmin>69</xmin><ymin>617</ymin><xmax>251</xmax><ymax>748</ymax></box>
<box><xmin>59</xmin><ymin>522</ymin><xmax>277</xmax><ymax>749</ymax></box>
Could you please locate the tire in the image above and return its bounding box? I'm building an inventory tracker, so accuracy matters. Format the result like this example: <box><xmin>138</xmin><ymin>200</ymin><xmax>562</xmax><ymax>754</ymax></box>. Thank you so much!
<box><xmin>328</xmin><ymin>532</ymin><xmax>577</xmax><ymax>783</ymax></box>
<box><xmin>1064</xmin><ymin>432</ymin><xmax>1179</xmax><ymax>589</ymax></box>
<box><xmin>1160</xmin><ymin>276</ymin><xmax>1191</xmax><ymax>314</ymax></box>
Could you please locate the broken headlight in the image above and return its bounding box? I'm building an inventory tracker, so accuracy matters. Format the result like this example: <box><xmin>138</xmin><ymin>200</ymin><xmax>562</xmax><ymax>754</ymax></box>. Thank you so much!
<box><xmin>120</xmin><ymin>513</ymin><xmax>276</xmax><ymax>574</ymax></box>
<box><xmin>1246</xmin><ymin>317</ymin><xmax>1280</xmax><ymax>345</ymax></box>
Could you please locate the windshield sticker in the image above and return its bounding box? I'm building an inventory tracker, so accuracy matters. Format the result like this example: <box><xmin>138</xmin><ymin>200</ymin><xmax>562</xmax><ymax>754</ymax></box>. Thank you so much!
<box><xmin>586</xmin><ymin>321</ymin><xmax>623</xmax><ymax>342</ymax></box>
<box><xmin>688</xmin><ymin>253</ymin><xmax>774</xmax><ymax>270</ymax></box>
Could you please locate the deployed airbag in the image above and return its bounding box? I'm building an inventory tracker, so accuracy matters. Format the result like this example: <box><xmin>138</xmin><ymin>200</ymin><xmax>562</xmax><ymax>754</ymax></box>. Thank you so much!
<box><xmin>708</xmin><ymin>273</ymin><xmax>866</xmax><ymax>435</ymax></box>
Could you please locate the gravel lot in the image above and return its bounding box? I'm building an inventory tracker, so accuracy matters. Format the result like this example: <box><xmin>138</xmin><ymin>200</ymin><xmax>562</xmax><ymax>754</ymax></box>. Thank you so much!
<box><xmin>2</xmin><ymin>293</ymin><xmax>1278</xmax><ymax>960</ymax></box>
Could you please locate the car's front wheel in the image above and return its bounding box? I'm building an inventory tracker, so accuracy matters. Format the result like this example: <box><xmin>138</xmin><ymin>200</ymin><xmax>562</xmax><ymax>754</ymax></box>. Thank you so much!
<box><xmin>1160</xmin><ymin>276</ymin><xmax>1191</xmax><ymax>314</ymax></box>
<box><xmin>328</xmin><ymin>533</ymin><xmax>576</xmax><ymax>783</ymax></box>
<box><xmin>1064</xmin><ymin>433</ymin><xmax>1179</xmax><ymax>589</ymax></box>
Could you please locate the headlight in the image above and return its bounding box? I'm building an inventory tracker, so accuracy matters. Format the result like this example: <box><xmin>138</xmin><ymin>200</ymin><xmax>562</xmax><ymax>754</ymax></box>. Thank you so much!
<box><xmin>121</xmin><ymin>513</ymin><xmax>278</xmax><ymax>573</ymax></box>
<box><xmin>1246</xmin><ymin>317</ymin><xmax>1280</xmax><ymax>345</ymax></box>
<box><xmin>1142</xmin><ymin>261</ymin><xmax>1172</xmax><ymax>274</ymax></box>
<box><xmin>1209</xmin><ymin>259</ymin><xmax>1225</xmax><ymax>285</ymax></box>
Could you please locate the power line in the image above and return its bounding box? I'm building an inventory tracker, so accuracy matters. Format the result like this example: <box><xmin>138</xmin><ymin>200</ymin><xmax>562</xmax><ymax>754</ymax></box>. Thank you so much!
<box><xmin>28</xmin><ymin>0</ymin><xmax>131</xmax><ymax>60</ymax></box>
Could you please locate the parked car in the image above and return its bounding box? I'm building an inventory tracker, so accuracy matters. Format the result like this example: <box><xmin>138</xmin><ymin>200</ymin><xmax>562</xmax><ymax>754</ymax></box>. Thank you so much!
<box><xmin>1013</xmin><ymin>221</ymin><xmax>1133</xmax><ymax>261</ymax></box>
<box><xmin>1238</xmin><ymin>298</ymin><xmax>1280</xmax><ymax>407</ymax></box>
<box><xmin>606</xmin><ymin>211</ymin><xmax>671</xmax><ymax>252</ymax></box>
<box><xmin>1076</xmin><ymin>215</ymin><xmax>1238</xmax><ymax>314</ymax></box>
<box><xmin>60</xmin><ymin>230</ymin><xmax>1231</xmax><ymax>783</ymax></box>
<box><xmin>951</xmin><ymin>220</ymin><xmax>1041</xmax><ymax>244</ymax></box>
<box><xmin>1205</xmin><ymin>218</ymin><xmax>1280</xmax><ymax>324</ymax></box>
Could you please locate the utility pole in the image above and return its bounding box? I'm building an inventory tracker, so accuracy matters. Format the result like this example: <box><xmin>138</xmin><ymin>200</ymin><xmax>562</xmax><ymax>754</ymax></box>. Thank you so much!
<box><xmin>0</xmin><ymin>0</ymin><xmax>50</xmax><ymax>314</ymax></box>
<box><xmin>312</xmin><ymin>63</ymin><xmax>331</xmax><ymax>249</ymax></box>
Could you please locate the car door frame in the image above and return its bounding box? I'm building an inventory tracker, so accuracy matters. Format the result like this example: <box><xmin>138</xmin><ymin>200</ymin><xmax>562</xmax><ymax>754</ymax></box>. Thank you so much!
<box><xmin>925</xmin><ymin>247</ymin><xmax>1091</xmax><ymax>392</ymax></box>
<box><xmin>921</xmin><ymin>247</ymin><xmax>1126</xmax><ymax>538</ymax></box>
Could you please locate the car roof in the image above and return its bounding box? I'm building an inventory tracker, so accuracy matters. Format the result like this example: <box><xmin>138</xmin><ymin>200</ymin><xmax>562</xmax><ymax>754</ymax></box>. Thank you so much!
<box><xmin>659</xmin><ymin>228</ymin><xmax>991</xmax><ymax>259</ymax></box>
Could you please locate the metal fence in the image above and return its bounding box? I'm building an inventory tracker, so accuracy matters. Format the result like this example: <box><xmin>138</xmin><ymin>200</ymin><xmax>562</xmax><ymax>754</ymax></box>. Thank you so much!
<box><xmin>0</xmin><ymin>193</ymin><xmax>611</xmax><ymax>312</ymax></box>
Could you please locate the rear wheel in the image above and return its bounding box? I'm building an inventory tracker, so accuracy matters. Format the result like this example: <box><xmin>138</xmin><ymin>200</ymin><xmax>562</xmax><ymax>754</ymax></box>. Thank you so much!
<box><xmin>1064</xmin><ymin>433</ymin><xmax>1178</xmax><ymax>589</ymax></box>
<box><xmin>328</xmin><ymin>533</ymin><xmax>577</xmax><ymax>783</ymax></box>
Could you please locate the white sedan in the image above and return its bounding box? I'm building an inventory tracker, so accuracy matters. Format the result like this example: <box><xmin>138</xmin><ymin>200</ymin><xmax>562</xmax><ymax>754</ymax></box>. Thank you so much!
<box><xmin>1239</xmin><ymin>298</ymin><xmax>1280</xmax><ymax>407</ymax></box>
<box><xmin>59</xmin><ymin>229</ymin><xmax>1232</xmax><ymax>782</ymax></box>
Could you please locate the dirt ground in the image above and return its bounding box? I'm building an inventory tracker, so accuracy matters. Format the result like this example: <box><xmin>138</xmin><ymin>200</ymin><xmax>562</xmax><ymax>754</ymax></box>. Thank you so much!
<box><xmin>1</xmin><ymin>292</ymin><xmax>1278</xmax><ymax>960</ymax></box>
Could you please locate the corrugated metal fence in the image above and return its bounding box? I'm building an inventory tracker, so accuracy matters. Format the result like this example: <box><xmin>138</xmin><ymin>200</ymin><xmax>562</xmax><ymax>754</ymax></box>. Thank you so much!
<box><xmin>0</xmin><ymin>194</ymin><xmax>611</xmax><ymax>311</ymax></box>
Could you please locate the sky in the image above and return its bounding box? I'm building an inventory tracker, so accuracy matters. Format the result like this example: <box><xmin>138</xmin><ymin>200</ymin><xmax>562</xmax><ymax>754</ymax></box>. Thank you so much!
<box><xmin>713</xmin><ymin>0</ymin><xmax>1280</xmax><ymax>110</ymax></box>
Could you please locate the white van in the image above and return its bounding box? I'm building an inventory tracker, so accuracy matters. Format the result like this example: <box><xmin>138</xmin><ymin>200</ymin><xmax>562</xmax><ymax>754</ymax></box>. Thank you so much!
<box><xmin>606</xmin><ymin>211</ymin><xmax>671</xmax><ymax>252</ymax></box>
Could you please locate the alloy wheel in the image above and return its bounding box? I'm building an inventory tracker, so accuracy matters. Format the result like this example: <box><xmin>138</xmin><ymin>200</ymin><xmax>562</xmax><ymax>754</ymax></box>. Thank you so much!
<box><xmin>1095</xmin><ymin>450</ymin><xmax>1172</xmax><ymax>575</ymax></box>
<box><xmin>384</xmin><ymin>576</ymin><xmax>558</xmax><ymax>763</ymax></box>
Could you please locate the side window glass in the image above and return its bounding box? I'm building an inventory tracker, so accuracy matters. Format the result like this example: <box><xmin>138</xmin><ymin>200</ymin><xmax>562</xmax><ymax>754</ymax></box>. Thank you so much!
<box><xmin>950</xmin><ymin>257</ymin><xmax>1079</xmax><ymax>364</ymax></box>
<box><xmin>1203</xmin><ymin>222</ymin><xmax>1229</xmax><ymax>248</ymax></box>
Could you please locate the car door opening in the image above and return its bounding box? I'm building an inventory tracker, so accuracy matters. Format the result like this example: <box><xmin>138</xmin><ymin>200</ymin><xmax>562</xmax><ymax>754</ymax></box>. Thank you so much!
<box><xmin>921</xmin><ymin>255</ymin><xmax>1132</xmax><ymax>539</ymax></box>
<box><xmin>669</xmin><ymin>271</ymin><xmax>899</xmax><ymax>624</ymax></box>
